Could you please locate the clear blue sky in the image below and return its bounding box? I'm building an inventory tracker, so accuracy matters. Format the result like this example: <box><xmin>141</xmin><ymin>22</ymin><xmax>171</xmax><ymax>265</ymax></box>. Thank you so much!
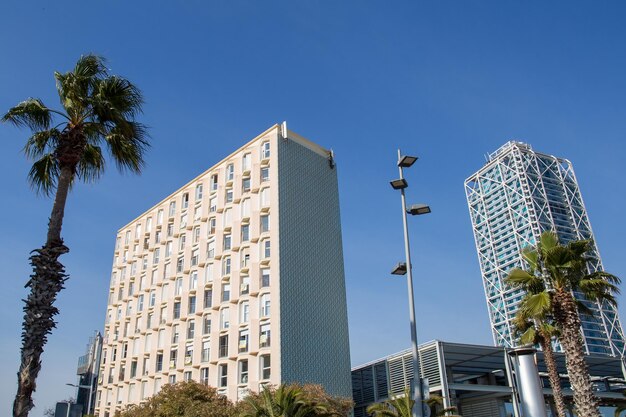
<box><xmin>2</xmin><ymin>1</ymin><xmax>626</xmax><ymax>415</ymax></box>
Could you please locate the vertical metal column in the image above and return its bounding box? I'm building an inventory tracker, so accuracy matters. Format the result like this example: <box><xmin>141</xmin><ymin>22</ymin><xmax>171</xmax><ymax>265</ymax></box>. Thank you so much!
<box><xmin>508</xmin><ymin>347</ymin><xmax>548</xmax><ymax>417</ymax></box>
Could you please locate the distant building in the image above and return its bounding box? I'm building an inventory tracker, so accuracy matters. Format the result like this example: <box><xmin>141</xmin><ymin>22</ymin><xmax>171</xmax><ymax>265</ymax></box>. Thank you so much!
<box><xmin>53</xmin><ymin>401</ymin><xmax>82</xmax><ymax>417</ymax></box>
<box><xmin>74</xmin><ymin>332</ymin><xmax>102</xmax><ymax>415</ymax></box>
<box><xmin>465</xmin><ymin>141</ymin><xmax>625</xmax><ymax>355</ymax></box>
<box><xmin>351</xmin><ymin>340</ymin><xmax>626</xmax><ymax>417</ymax></box>
<box><xmin>95</xmin><ymin>124</ymin><xmax>351</xmax><ymax>416</ymax></box>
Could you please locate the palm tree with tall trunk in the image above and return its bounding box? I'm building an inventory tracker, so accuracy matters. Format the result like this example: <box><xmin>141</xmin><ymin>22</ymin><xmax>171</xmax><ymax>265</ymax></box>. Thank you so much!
<box><xmin>507</xmin><ymin>256</ymin><xmax>567</xmax><ymax>417</ymax></box>
<box><xmin>507</xmin><ymin>231</ymin><xmax>621</xmax><ymax>417</ymax></box>
<box><xmin>3</xmin><ymin>54</ymin><xmax>148</xmax><ymax>417</ymax></box>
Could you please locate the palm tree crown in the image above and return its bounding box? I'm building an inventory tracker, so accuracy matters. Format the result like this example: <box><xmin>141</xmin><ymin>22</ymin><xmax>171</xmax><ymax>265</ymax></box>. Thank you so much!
<box><xmin>3</xmin><ymin>54</ymin><xmax>148</xmax><ymax>198</ymax></box>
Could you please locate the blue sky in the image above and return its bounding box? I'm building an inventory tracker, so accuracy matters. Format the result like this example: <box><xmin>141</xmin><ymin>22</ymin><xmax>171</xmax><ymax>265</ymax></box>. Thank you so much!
<box><xmin>2</xmin><ymin>1</ymin><xmax>626</xmax><ymax>415</ymax></box>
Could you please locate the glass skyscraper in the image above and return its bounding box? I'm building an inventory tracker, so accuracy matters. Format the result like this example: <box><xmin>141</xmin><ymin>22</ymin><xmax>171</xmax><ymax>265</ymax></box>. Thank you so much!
<box><xmin>465</xmin><ymin>141</ymin><xmax>625</xmax><ymax>356</ymax></box>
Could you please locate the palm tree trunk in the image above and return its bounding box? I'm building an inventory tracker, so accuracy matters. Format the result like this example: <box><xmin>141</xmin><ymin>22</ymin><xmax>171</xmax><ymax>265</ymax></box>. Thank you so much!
<box><xmin>538</xmin><ymin>334</ymin><xmax>568</xmax><ymax>417</ymax></box>
<box><xmin>13</xmin><ymin>165</ymin><xmax>72</xmax><ymax>417</ymax></box>
<box><xmin>553</xmin><ymin>288</ymin><xmax>601</xmax><ymax>417</ymax></box>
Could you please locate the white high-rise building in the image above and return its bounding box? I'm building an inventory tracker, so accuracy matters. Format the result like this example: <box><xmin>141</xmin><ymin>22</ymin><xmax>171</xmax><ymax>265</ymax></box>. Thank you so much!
<box><xmin>465</xmin><ymin>141</ymin><xmax>625</xmax><ymax>356</ymax></box>
<box><xmin>95</xmin><ymin>124</ymin><xmax>351</xmax><ymax>416</ymax></box>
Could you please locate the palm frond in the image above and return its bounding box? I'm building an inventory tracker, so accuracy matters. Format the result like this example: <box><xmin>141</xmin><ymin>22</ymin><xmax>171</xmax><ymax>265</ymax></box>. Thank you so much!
<box><xmin>540</xmin><ymin>231</ymin><xmax>559</xmax><ymax>251</ymax></box>
<box><xmin>23</xmin><ymin>129</ymin><xmax>61</xmax><ymax>159</ymax></box>
<box><xmin>519</xmin><ymin>327</ymin><xmax>538</xmax><ymax>345</ymax></box>
<box><xmin>76</xmin><ymin>144</ymin><xmax>105</xmax><ymax>183</ymax></box>
<box><xmin>2</xmin><ymin>98</ymin><xmax>52</xmax><ymax>130</ymax></box>
<box><xmin>578</xmin><ymin>278</ymin><xmax>620</xmax><ymax>306</ymax></box>
<box><xmin>27</xmin><ymin>153</ymin><xmax>60</xmax><ymax>196</ymax></box>
<box><xmin>92</xmin><ymin>76</ymin><xmax>144</xmax><ymax>122</ymax></box>
<box><xmin>506</xmin><ymin>269</ymin><xmax>540</xmax><ymax>288</ymax></box>
<box><xmin>586</xmin><ymin>271</ymin><xmax>621</xmax><ymax>286</ymax></box>
<box><xmin>521</xmin><ymin>246</ymin><xmax>539</xmax><ymax>271</ymax></box>
<box><xmin>520</xmin><ymin>291</ymin><xmax>551</xmax><ymax>317</ymax></box>
<box><xmin>105</xmin><ymin>121</ymin><xmax>149</xmax><ymax>173</ymax></box>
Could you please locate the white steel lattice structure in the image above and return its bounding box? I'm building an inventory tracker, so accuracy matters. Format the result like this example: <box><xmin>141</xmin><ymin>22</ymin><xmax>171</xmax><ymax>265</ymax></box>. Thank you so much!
<box><xmin>465</xmin><ymin>141</ymin><xmax>625</xmax><ymax>356</ymax></box>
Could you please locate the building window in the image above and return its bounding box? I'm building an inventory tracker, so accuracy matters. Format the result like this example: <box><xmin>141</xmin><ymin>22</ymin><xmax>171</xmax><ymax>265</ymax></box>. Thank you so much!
<box><xmin>223</xmin><ymin>208</ymin><xmax>232</xmax><ymax>227</ymax></box>
<box><xmin>260</xmin><ymin>214</ymin><xmax>270</xmax><ymax>233</ymax></box>
<box><xmin>239</xmin><ymin>360</ymin><xmax>249</xmax><ymax>384</ymax></box>
<box><xmin>190</xmin><ymin>271</ymin><xmax>198</xmax><ymax>290</ymax></box>
<box><xmin>240</xmin><ymin>275</ymin><xmax>250</xmax><ymax>295</ymax></box>
<box><xmin>184</xmin><ymin>371</ymin><xmax>192</xmax><ymax>382</ymax></box>
<box><xmin>260</xmin><ymin>294</ymin><xmax>270</xmax><ymax>317</ymax></box>
<box><xmin>219</xmin><ymin>335</ymin><xmax>229</xmax><ymax>358</ymax></box>
<box><xmin>182</xmin><ymin>193</ymin><xmax>189</xmax><ymax>210</ymax></box>
<box><xmin>241</xmin><ymin>199</ymin><xmax>250</xmax><ymax>218</ymax></box>
<box><xmin>209</xmin><ymin>197</ymin><xmax>217</xmax><ymax>213</ymax></box>
<box><xmin>138</xmin><ymin>295</ymin><xmax>144</xmax><ymax>312</ymax></box>
<box><xmin>179</xmin><ymin>234</ymin><xmax>186</xmax><ymax>251</ymax></box>
<box><xmin>176</xmin><ymin>257</ymin><xmax>184</xmax><ymax>274</ymax></box>
<box><xmin>262</xmin><ymin>240</ymin><xmax>271</xmax><ymax>259</ymax></box>
<box><xmin>156</xmin><ymin>353</ymin><xmax>163</xmax><ymax>372</ymax></box>
<box><xmin>238</xmin><ymin>329</ymin><xmax>249</xmax><ymax>353</ymax></box>
<box><xmin>188</xmin><ymin>296</ymin><xmax>196</xmax><ymax>314</ymax></box>
<box><xmin>185</xmin><ymin>344</ymin><xmax>193</xmax><ymax>365</ymax></box>
<box><xmin>222</xmin><ymin>283</ymin><xmax>231</xmax><ymax>302</ymax></box>
<box><xmin>165</xmin><ymin>242</ymin><xmax>172</xmax><ymax>257</ymax></box>
<box><xmin>201</xmin><ymin>368</ymin><xmax>209</xmax><ymax>385</ymax></box>
<box><xmin>242</xmin><ymin>178</ymin><xmax>251</xmax><ymax>193</ymax></box>
<box><xmin>130</xmin><ymin>360</ymin><xmax>137</xmax><ymax>378</ymax></box>
<box><xmin>172</xmin><ymin>325</ymin><xmax>179</xmax><ymax>344</ymax></box>
<box><xmin>187</xmin><ymin>320</ymin><xmax>195</xmax><ymax>339</ymax></box>
<box><xmin>241</xmin><ymin>250</ymin><xmax>250</xmax><ymax>269</ymax></box>
<box><xmin>218</xmin><ymin>363</ymin><xmax>228</xmax><ymax>387</ymax></box>
<box><xmin>169</xmin><ymin>349</ymin><xmax>177</xmax><ymax>369</ymax></box>
<box><xmin>202</xmin><ymin>341</ymin><xmax>210</xmax><ymax>362</ymax></box>
<box><xmin>225</xmin><ymin>188</ymin><xmax>233</xmax><ymax>204</ymax></box>
<box><xmin>193</xmin><ymin>227</ymin><xmax>201</xmax><ymax>244</ymax></box>
<box><xmin>173</xmin><ymin>302</ymin><xmax>181</xmax><ymax>319</ymax></box>
<box><xmin>226</xmin><ymin>164</ymin><xmax>234</xmax><ymax>181</ymax></box>
<box><xmin>152</xmin><ymin>248</ymin><xmax>161</xmax><ymax>265</ymax></box>
<box><xmin>191</xmin><ymin>249</ymin><xmax>199</xmax><ymax>266</ymax></box>
<box><xmin>203</xmin><ymin>315</ymin><xmax>212</xmax><ymax>335</ymax></box>
<box><xmin>239</xmin><ymin>301</ymin><xmax>250</xmax><ymax>324</ymax></box>
<box><xmin>195</xmin><ymin>183</ymin><xmax>203</xmax><ymax>200</ymax></box>
<box><xmin>242</xmin><ymin>153</ymin><xmax>251</xmax><ymax>171</ymax></box>
<box><xmin>260</xmin><ymin>188</ymin><xmax>270</xmax><ymax>207</ymax></box>
<box><xmin>220</xmin><ymin>308</ymin><xmax>230</xmax><ymax>329</ymax></box>
<box><xmin>169</xmin><ymin>201</ymin><xmax>176</xmax><ymax>217</ymax></box>
<box><xmin>260</xmin><ymin>323</ymin><xmax>270</xmax><ymax>348</ymax></box>
<box><xmin>207</xmin><ymin>240</ymin><xmax>215</xmax><ymax>259</ymax></box>
<box><xmin>261</xmin><ymin>167</ymin><xmax>269</xmax><ymax>182</ymax></box>
<box><xmin>222</xmin><ymin>257</ymin><xmax>231</xmax><ymax>276</ymax></box>
<box><xmin>203</xmin><ymin>289</ymin><xmax>213</xmax><ymax>309</ymax></box>
<box><xmin>223</xmin><ymin>234</ymin><xmax>231</xmax><ymax>251</ymax></box>
<box><xmin>208</xmin><ymin>218</ymin><xmax>216</xmax><ymax>235</ymax></box>
<box><xmin>175</xmin><ymin>277</ymin><xmax>183</xmax><ymax>296</ymax></box>
<box><xmin>149</xmin><ymin>290</ymin><xmax>156</xmax><ymax>307</ymax></box>
<box><xmin>167</xmin><ymin>222</ymin><xmax>174</xmax><ymax>237</ymax></box>
<box><xmin>194</xmin><ymin>205</ymin><xmax>201</xmax><ymax>221</ymax></box>
<box><xmin>241</xmin><ymin>225</ymin><xmax>249</xmax><ymax>242</ymax></box>
<box><xmin>260</xmin><ymin>354</ymin><xmax>271</xmax><ymax>380</ymax></box>
<box><xmin>168</xmin><ymin>374</ymin><xmax>176</xmax><ymax>384</ymax></box>
<box><xmin>261</xmin><ymin>142</ymin><xmax>270</xmax><ymax>159</ymax></box>
<box><xmin>210</xmin><ymin>174</ymin><xmax>218</xmax><ymax>192</ymax></box>
<box><xmin>157</xmin><ymin>209</ymin><xmax>164</xmax><ymax>225</ymax></box>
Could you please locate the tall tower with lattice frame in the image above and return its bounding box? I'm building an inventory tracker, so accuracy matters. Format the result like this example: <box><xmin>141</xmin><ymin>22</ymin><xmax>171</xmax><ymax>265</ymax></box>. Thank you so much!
<box><xmin>465</xmin><ymin>141</ymin><xmax>625</xmax><ymax>356</ymax></box>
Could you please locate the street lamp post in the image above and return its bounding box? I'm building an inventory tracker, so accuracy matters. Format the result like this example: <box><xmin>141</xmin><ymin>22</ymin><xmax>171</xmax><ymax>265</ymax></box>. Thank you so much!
<box><xmin>389</xmin><ymin>149</ymin><xmax>431</xmax><ymax>417</ymax></box>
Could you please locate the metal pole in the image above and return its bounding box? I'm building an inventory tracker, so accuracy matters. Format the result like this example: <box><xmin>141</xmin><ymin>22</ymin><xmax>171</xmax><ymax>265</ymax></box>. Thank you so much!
<box><xmin>397</xmin><ymin>149</ymin><xmax>423</xmax><ymax>417</ymax></box>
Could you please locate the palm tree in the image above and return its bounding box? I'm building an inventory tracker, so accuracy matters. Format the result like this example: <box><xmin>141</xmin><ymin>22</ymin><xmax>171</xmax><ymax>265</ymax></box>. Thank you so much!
<box><xmin>507</xmin><ymin>231</ymin><xmax>621</xmax><ymax>417</ymax></box>
<box><xmin>367</xmin><ymin>388</ymin><xmax>460</xmax><ymax>417</ymax></box>
<box><xmin>239</xmin><ymin>384</ymin><xmax>338</xmax><ymax>417</ymax></box>
<box><xmin>507</xmin><ymin>249</ymin><xmax>568</xmax><ymax>417</ymax></box>
<box><xmin>3</xmin><ymin>54</ymin><xmax>148</xmax><ymax>417</ymax></box>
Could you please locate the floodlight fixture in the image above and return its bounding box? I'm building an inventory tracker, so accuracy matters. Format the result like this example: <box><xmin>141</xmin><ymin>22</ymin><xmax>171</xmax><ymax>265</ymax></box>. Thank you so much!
<box><xmin>390</xmin><ymin>178</ymin><xmax>408</xmax><ymax>190</ymax></box>
<box><xmin>398</xmin><ymin>155</ymin><xmax>418</xmax><ymax>168</ymax></box>
<box><xmin>391</xmin><ymin>262</ymin><xmax>408</xmax><ymax>275</ymax></box>
<box><xmin>407</xmin><ymin>204</ymin><xmax>431</xmax><ymax>216</ymax></box>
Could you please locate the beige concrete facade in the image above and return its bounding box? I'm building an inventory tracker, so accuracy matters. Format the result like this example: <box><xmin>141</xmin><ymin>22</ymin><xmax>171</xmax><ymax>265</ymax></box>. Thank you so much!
<box><xmin>95</xmin><ymin>125</ymin><xmax>301</xmax><ymax>415</ymax></box>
